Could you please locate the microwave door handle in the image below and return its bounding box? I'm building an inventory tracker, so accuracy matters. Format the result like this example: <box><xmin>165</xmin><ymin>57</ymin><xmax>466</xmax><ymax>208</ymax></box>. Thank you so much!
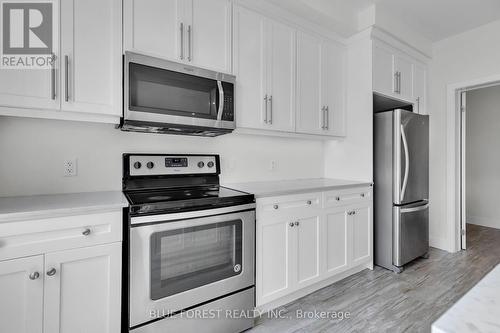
<box><xmin>216</xmin><ymin>80</ymin><xmax>224</xmax><ymax>121</ymax></box>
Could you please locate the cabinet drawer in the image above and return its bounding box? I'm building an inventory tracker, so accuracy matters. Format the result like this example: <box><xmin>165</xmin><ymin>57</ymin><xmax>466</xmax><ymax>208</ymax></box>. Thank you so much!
<box><xmin>257</xmin><ymin>192</ymin><xmax>322</xmax><ymax>220</ymax></box>
<box><xmin>324</xmin><ymin>187</ymin><xmax>372</xmax><ymax>208</ymax></box>
<box><xmin>0</xmin><ymin>211</ymin><xmax>122</xmax><ymax>261</ymax></box>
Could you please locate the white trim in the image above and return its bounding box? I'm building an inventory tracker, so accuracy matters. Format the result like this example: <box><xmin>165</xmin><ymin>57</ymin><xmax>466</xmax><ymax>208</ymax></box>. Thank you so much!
<box><xmin>233</xmin><ymin>127</ymin><xmax>345</xmax><ymax>141</ymax></box>
<box><xmin>467</xmin><ymin>216</ymin><xmax>500</xmax><ymax>230</ymax></box>
<box><xmin>446</xmin><ymin>74</ymin><xmax>500</xmax><ymax>253</ymax></box>
<box><xmin>370</xmin><ymin>26</ymin><xmax>432</xmax><ymax>62</ymax></box>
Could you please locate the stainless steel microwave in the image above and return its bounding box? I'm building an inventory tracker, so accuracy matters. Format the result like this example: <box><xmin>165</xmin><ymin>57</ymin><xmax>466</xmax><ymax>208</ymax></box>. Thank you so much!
<box><xmin>121</xmin><ymin>52</ymin><xmax>235</xmax><ymax>137</ymax></box>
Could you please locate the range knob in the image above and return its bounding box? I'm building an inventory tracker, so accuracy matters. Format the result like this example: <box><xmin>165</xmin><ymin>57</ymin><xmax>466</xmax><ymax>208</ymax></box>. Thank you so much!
<box><xmin>207</xmin><ymin>161</ymin><xmax>215</xmax><ymax>168</ymax></box>
<box><xmin>197</xmin><ymin>161</ymin><xmax>205</xmax><ymax>168</ymax></box>
<box><xmin>133</xmin><ymin>162</ymin><xmax>142</xmax><ymax>169</ymax></box>
<box><xmin>146</xmin><ymin>162</ymin><xmax>155</xmax><ymax>169</ymax></box>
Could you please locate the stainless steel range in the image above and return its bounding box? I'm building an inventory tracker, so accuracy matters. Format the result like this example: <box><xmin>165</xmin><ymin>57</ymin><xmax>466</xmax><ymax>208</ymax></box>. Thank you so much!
<box><xmin>123</xmin><ymin>154</ymin><xmax>255</xmax><ymax>333</ymax></box>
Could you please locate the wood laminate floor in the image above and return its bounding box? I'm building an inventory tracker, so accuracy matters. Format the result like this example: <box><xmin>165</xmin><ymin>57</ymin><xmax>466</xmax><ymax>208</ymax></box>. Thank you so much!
<box><xmin>249</xmin><ymin>224</ymin><xmax>500</xmax><ymax>333</ymax></box>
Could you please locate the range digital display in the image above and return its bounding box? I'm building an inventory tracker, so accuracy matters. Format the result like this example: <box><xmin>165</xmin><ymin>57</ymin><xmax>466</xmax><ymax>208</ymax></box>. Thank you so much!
<box><xmin>165</xmin><ymin>157</ymin><xmax>188</xmax><ymax>168</ymax></box>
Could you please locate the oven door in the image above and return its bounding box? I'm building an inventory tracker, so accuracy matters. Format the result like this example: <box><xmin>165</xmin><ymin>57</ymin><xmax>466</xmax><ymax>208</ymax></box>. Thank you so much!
<box><xmin>124</xmin><ymin>52</ymin><xmax>235</xmax><ymax>131</ymax></box>
<box><xmin>129</xmin><ymin>204</ymin><xmax>255</xmax><ymax>328</ymax></box>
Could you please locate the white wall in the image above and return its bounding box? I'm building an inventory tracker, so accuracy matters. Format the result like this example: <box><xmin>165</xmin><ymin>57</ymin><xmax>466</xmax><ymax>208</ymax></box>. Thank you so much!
<box><xmin>429</xmin><ymin>19</ymin><xmax>500</xmax><ymax>250</ymax></box>
<box><xmin>466</xmin><ymin>85</ymin><xmax>500</xmax><ymax>229</ymax></box>
<box><xmin>0</xmin><ymin>116</ymin><xmax>324</xmax><ymax>197</ymax></box>
<box><xmin>323</xmin><ymin>32</ymin><xmax>373</xmax><ymax>182</ymax></box>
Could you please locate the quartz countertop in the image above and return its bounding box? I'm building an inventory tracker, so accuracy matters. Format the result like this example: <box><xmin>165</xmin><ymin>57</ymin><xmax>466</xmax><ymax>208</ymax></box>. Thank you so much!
<box><xmin>223</xmin><ymin>178</ymin><xmax>372</xmax><ymax>198</ymax></box>
<box><xmin>432</xmin><ymin>264</ymin><xmax>500</xmax><ymax>333</ymax></box>
<box><xmin>0</xmin><ymin>191</ymin><xmax>128</xmax><ymax>223</ymax></box>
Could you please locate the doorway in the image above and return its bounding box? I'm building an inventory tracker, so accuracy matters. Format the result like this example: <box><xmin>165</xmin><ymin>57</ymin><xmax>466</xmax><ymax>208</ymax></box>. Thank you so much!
<box><xmin>457</xmin><ymin>83</ymin><xmax>500</xmax><ymax>250</ymax></box>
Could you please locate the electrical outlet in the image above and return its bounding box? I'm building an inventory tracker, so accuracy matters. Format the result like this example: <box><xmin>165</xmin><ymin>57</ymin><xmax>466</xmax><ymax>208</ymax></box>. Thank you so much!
<box><xmin>63</xmin><ymin>159</ymin><xmax>78</xmax><ymax>177</ymax></box>
<box><xmin>270</xmin><ymin>160</ymin><xmax>277</xmax><ymax>171</ymax></box>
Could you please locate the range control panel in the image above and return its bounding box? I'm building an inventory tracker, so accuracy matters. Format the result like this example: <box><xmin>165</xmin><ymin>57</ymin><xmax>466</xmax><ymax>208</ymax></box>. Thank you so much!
<box><xmin>128</xmin><ymin>155</ymin><xmax>219</xmax><ymax>176</ymax></box>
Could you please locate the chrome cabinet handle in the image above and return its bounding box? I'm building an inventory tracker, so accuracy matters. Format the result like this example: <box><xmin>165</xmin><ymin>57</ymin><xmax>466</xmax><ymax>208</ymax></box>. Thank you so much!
<box><xmin>82</xmin><ymin>228</ymin><xmax>91</xmax><ymax>236</ymax></box>
<box><xmin>289</xmin><ymin>222</ymin><xmax>295</xmax><ymax>227</ymax></box>
<box><xmin>264</xmin><ymin>95</ymin><xmax>268</xmax><ymax>123</ymax></box>
<box><xmin>416</xmin><ymin>97</ymin><xmax>420</xmax><ymax>113</ymax></box>
<box><xmin>29</xmin><ymin>272</ymin><xmax>40</xmax><ymax>280</ymax></box>
<box><xmin>268</xmin><ymin>95</ymin><xmax>273</xmax><ymax>124</ymax></box>
<box><xmin>273</xmin><ymin>204</ymin><xmax>279</xmax><ymax>210</ymax></box>
<box><xmin>335</xmin><ymin>196</ymin><xmax>340</xmax><ymax>201</ymax></box>
<box><xmin>64</xmin><ymin>55</ymin><xmax>69</xmax><ymax>102</ymax></box>
<box><xmin>325</xmin><ymin>106</ymin><xmax>329</xmax><ymax>130</ymax></box>
<box><xmin>398</xmin><ymin>72</ymin><xmax>402</xmax><ymax>93</ymax></box>
<box><xmin>294</xmin><ymin>221</ymin><xmax>300</xmax><ymax>226</ymax></box>
<box><xmin>187</xmin><ymin>25</ymin><xmax>192</xmax><ymax>61</ymax></box>
<box><xmin>306</xmin><ymin>200</ymin><xmax>312</xmax><ymax>205</ymax></box>
<box><xmin>361</xmin><ymin>193</ymin><xmax>365</xmax><ymax>198</ymax></box>
<box><xmin>321</xmin><ymin>106</ymin><xmax>325</xmax><ymax>129</ymax></box>
<box><xmin>46</xmin><ymin>268</ymin><xmax>57</xmax><ymax>276</ymax></box>
<box><xmin>51</xmin><ymin>53</ymin><xmax>56</xmax><ymax>100</ymax></box>
<box><xmin>181</xmin><ymin>23</ymin><xmax>185</xmax><ymax>60</ymax></box>
<box><xmin>394</xmin><ymin>71</ymin><xmax>398</xmax><ymax>93</ymax></box>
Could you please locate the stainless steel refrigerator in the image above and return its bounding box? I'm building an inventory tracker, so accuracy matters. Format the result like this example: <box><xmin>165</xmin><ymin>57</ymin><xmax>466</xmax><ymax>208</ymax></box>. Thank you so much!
<box><xmin>374</xmin><ymin>109</ymin><xmax>429</xmax><ymax>273</ymax></box>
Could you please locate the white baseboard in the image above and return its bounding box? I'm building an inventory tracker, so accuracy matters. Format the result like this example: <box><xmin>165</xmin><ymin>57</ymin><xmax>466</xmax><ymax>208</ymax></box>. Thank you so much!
<box><xmin>467</xmin><ymin>215</ymin><xmax>500</xmax><ymax>230</ymax></box>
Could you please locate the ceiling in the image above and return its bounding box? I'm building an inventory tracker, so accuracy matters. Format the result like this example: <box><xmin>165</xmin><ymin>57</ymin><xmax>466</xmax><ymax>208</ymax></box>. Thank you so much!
<box><xmin>271</xmin><ymin>0</ymin><xmax>500</xmax><ymax>42</ymax></box>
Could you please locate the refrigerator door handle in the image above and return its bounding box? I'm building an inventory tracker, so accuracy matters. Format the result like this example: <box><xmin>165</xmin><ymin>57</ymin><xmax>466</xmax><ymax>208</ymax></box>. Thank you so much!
<box><xmin>400</xmin><ymin>124</ymin><xmax>410</xmax><ymax>202</ymax></box>
<box><xmin>401</xmin><ymin>203</ymin><xmax>429</xmax><ymax>214</ymax></box>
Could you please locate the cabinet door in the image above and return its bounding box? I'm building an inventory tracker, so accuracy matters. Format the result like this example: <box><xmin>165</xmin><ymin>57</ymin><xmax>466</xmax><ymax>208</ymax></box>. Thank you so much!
<box><xmin>256</xmin><ymin>217</ymin><xmax>293</xmax><ymax>306</ymax></box>
<box><xmin>44</xmin><ymin>243</ymin><xmax>121</xmax><ymax>333</ymax></box>
<box><xmin>296</xmin><ymin>31</ymin><xmax>322</xmax><ymax>135</ymax></box>
<box><xmin>0</xmin><ymin>255</ymin><xmax>44</xmax><ymax>333</ymax></box>
<box><xmin>233</xmin><ymin>5</ymin><xmax>267</xmax><ymax>130</ymax></box>
<box><xmin>324</xmin><ymin>209</ymin><xmax>349</xmax><ymax>276</ymax></box>
<box><xmin>0</xmin><ymin>0</ymin><xmax>59</xmax><ymax>111</ymax></box>
<box><xmin>189</xmin><ymin>0</ymin><xmax>232</xmax><ymax>72</ymax></box>
<box><xmin>351</xmin><ymin>205</ymin><xmax>372</xmax><ymax>265</ymax></box>
<box><xmin>413</xmin><ymin>63</ymin><xmax>426</xmax><ymax>114</ymax></box>
<box><xmin>394</xmin><ymin>53</ymin><xmax>413</xmax><ymax>100</ymax></box>
<box><xmin>61</xmin><ymin>0</ymin><xmax>121</xmax><ymax>116</ymax></box>
<box><xmin>321</xmin><ymin>41</ymin><xmax>346</xmax><ymax>136</ymax></box>
<box><xmin>373</xmin><ymin>43</ymin><xmax>394</xmax><ymax>96</ymax></box>
<box><xmin>295</xmin><ymin>215</ymin><xmax>321</xmax><ymax>288</ymax></box>
<box><xmin>123</xmin><ymin>0</ymin><xmax>182</xmax><ymax>61</ymax></box>
<box><xmin>266</xmin><ymin>20</ymin><xmax>295</xmax><ymax>132</ymax></box>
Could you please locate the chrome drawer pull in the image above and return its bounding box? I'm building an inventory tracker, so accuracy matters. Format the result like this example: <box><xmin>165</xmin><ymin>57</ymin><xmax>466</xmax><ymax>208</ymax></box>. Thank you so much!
<box><xmin>82</xmin><ymin>228</ymin><xmax>91</xmax><ymax>236</ymax></box>
<box><xmin>46</xmin><ymin>268</ymin><xmax>57</xmax><ymax>276</ymax></box>
<box><xmin>289</xmin><ymin>222</ymin><xmax>295</xmax><ymax>227</ymax></box>
<box><xmin>273</xmin><ymin>204</ymin><xmax>279</xmax><ymax>210</ymax></box>
<box><xmin>306</xmin><ymin>200</ymin><xmax>312</xmax><ymax>205</ymax></box>
<box><xmin>29</xmin><ymin>272</ymin><xmax>40</xmax><ymax>280</ymax></box>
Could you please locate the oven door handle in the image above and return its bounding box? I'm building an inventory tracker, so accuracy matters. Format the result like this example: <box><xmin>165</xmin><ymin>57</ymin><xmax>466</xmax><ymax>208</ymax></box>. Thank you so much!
<box><xmin>216</xmin><ymin>80</ymin><xmax>224</xmax><ymax>121</ymax></box>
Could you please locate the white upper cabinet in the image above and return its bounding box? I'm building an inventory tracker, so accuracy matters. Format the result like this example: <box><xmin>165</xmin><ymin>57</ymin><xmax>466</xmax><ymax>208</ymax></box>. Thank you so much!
<box><xmin>413</xmin><ymin>62</ymin><xmax>427</xmax><ymax>114</ymax></box>
<box><xmin>234</xmin><ymin>5</ymin><xmax>295</xmax><ymax>132</ymax></box>
<box><xmin>0</xmin><ymin>0</ymin><xmax>121</xmax><ymax>122</ymax></box>
<box><xmin>265</xmin><ymin>20</ymin><xmax>296</xmax><ymax>132</ymax></box>
<box><xmin>124</xmin><ymin>0</ymin><xmax>182</xmax><ymax>61</ymax></box>
<box><xmin>233</xmin><ymin>5</ymin><xmax>266</xmax><ymax>130</ymax></box>
<box><xmin>394</xmin><ymin>53</ymin><xmax>413</xmax><ymax>101</ymax></box>
<box><xmin>0</xmin><ymin>0</ymin><xmax>59</xmax><ymax>111</ymax></box>
<box><xmin>124</xmin><ymin>0</ymin><xmax>232</xmax><ymax>73</ymax></box>
<box><xmin>0</xmin><ymin>255</ymin><xmax>44</xmax><ymax>333</ymax></box>
<box><xmin>61</xmin><ymin>0</ymin><xmax>121</xmax><ymax>116</ymax></box>
<box><xmin>372</xmin><ymin>40</ymin><xmax>429</xmax><ymax>113</ymax></box>
<box><xmin>321</xmin><ymin>41</ymin><xmax>346</xmax><ymax>136</ymax></box>
<box><xmin>373</xmin><ymin>43</ymin><xmax>395</xmax><ymax>95</ymax></box>
<box><xmin>296</xmin><ymin>31</ymin><xmax>322</xmax><ymax>135</ymax></box>
<box><xmin>189</xmin><ymin>0</ymin><xmax>232</xmax><ymax>72</ymax></box>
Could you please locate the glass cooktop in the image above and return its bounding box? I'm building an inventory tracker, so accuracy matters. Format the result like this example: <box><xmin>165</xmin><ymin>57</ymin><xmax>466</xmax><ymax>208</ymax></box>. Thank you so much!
<box><xmin>124</xmin><ymin>186</ymin><xmax>254</xmax><ymax>215</ymax></box>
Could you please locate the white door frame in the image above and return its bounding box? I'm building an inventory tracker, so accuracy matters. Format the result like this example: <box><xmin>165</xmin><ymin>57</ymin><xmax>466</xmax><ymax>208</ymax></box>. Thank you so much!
<box><xmin>446</xmin><ymin>74</ymin><xmax>500</xmax><ymax>252</ymax></box>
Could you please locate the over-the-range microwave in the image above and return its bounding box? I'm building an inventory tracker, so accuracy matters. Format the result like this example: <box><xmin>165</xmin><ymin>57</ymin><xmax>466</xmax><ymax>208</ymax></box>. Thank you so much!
<box><xmin>120</xmin><ymin>52</ymin><xmax>235</xmax><ymax>137</ymax></box>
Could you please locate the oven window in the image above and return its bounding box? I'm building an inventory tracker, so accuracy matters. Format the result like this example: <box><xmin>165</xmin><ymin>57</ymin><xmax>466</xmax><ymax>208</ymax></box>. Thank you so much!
<box><xmin>129</xmin><ymin>63</ymin><xmax>218</xmax><ymax>119</ymax></box>
<box><xmin>150</xmin><ymin>220</ymin><xmax>242</xmax><ymax>300</ymax></box>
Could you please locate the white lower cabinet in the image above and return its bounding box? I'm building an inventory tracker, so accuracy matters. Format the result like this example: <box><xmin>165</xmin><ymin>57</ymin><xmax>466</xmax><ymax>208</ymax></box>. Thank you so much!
<box><xmin>0</xmin><ymin>255</ymin><xmax>44</xmax><ymax>333</ymax></box>
<box><xmin>44</xmin><ymin>243</ymin><xmax>121</xmax><ymax>333</ymax></box>
<box><xmin>256</xmin><ymin>187</ymin><xmax>372</xmax><ymax>308</ymax></box>
<box><xmin>0</xmin><ymin>211</ymin><xmax>122</xmax><ymax>333</ymax></box>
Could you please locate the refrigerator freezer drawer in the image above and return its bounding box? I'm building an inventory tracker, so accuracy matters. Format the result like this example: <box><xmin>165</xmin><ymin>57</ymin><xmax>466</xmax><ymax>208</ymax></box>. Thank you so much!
<box><xmin>393</xmin><ymin>203</ymin><xmax>429</xmax><ymax>267</ymax></box>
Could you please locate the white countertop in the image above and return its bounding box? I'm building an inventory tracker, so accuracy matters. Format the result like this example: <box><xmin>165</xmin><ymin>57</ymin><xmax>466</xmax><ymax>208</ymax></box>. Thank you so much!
<box><xmin>432</xmin><ymin>264</ymin><xmax>500</xmax><ymax>333</ymax></box>
<box><xmin>0</xmin><ymin>191</ymin><xmax>128</xmax><ymax>223</ymax></box>
<box><xmin>223</xmin><ymin>178</ymin><xmax>372</xmax><ymax>198</ymax></box>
